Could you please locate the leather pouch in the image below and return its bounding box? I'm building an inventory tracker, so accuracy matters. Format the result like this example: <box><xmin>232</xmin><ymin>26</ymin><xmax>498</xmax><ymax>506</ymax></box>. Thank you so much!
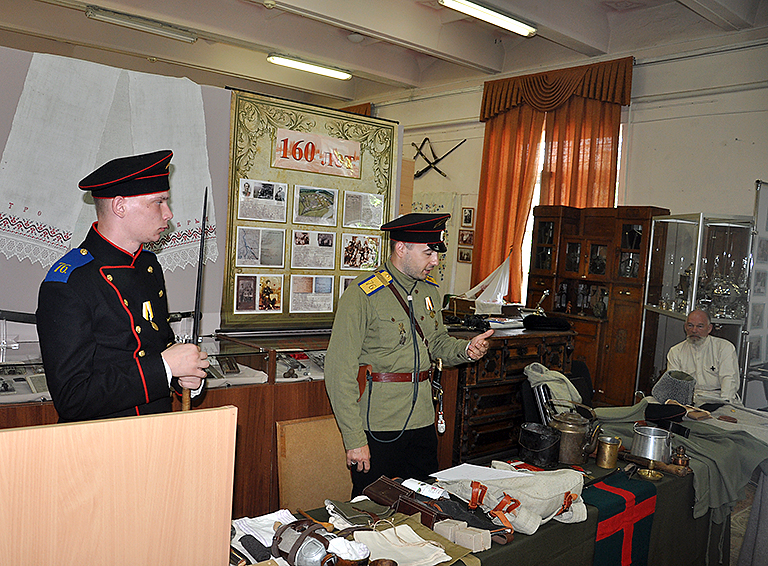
<box><xmin>362</xmin><ymin>475</ymin><xmax>414</xmax><ymax>507</ymax></box>
<box><xmin>394</xmin><ymin>495</ymin><xmax>451</xmax><ymax>529</ymax></box>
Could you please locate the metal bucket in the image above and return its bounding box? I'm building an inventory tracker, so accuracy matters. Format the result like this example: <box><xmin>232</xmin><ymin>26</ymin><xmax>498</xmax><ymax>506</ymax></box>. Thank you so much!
<box><xmin>519</xmin><ymin>422</ymin><xmax>561</xmax><ymax>468</ymax></box>
<box><xmin>631</xmin><ymin>424</ymin><xmax>672</xmax><ymax>463</ymax></box>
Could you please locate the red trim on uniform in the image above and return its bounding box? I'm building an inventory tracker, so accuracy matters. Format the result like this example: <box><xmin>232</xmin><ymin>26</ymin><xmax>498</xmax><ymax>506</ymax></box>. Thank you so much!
<box><xmin>79</xmin><ymin>154</ymin><xmax>171</xmax><ymax>189</ymax></box>
<box><xmin>134</xmin><ymin>172</ymin><xmax>169</xmax><ymax>181</ymax></box>
<box><xmin>385</xmin><ymin>214</ymin><xmax>450</xmax><ymax>229</ymax></box>
<box><xmin>594</xmin><ymin>483</ymin><xmax>656</xmax><ymax>566</ymax></box>
<box><xmin>92</xmin><ymin>189</ymin><xmax>169</xmax><ymax>199</ymax></box>
<box><xmin>99</xmin><ymin>264</ymin><xmax>150</xmax><ymax>404</ymax></box>
<box><xmin>92</xmin><ymin>223</ymin><xmax>143</xmax><ymax>259</ymax></box>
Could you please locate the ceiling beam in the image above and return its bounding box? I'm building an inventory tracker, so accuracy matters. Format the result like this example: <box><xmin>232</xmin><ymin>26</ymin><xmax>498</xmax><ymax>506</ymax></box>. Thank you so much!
<box><xmin>676</xmin><ymin>0</ymin><xmax>759</xmax><ymax>30</ymax></box>
<box><xmin>243</xmin><ymin>0</ymin><xmax>506</xmax><ymax>73</ymax></box>
<box><xmin>483</xmin><ymin>0</ymin><xmax>610</xmax><ymax>56</ymax></box>
<box><xmin>0</xmin><ymin>0</ymin><xmax>358</xmax><ymax>100</ymax></box>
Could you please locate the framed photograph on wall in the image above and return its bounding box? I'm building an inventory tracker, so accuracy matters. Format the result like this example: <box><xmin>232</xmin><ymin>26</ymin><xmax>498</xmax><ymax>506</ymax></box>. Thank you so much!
<box><xmin>758</xmin><ymin>238</ymin><xmax>768</xmax><ymax>263</ymax></box>
<box><xmin>749</xmin><ymin>335</ymin><xmax>763</xmax><ymax>365</ymax></box>
<box><xmin>461</xmin><ymin>207</ymin><xmax>474</xmax><ymax>228</ymax></box>
<box><xmin>457</xmin><ymin>247</ymin><xmax>473</xmax><ymax>263</ymax></box>
<box><xmin>458</xmin><ymin>229</ymin><xmax>474</xmax><ymax>246</ymax></box>
<box><xmin>755</xmin><ymin>270</ymin><xmax>767</xmax><ymax>296</ymax></box>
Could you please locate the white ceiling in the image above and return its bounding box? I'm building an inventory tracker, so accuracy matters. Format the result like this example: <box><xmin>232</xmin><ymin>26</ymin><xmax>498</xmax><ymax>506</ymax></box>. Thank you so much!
<box><xmin>0</xmin><ymin>0</ymin><xmax>766</xmax><ymax>107</ymax></box>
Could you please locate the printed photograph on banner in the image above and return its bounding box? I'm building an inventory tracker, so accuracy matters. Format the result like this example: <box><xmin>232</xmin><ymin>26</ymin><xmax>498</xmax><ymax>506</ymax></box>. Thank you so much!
<box><xmin>238</xmin><ymin>178</ymin><xmax>287</xmax><ymax>222</ymax></box>
<box><xmin>292</xmin><ymin>185</ymin><xmax>338</xmax><ymax>226</ymax></box>
<box><xmin>234</xmin><ymin>274</ymin><xmax>283</xmax><ymax>314</ymax></box>
<box><xmin>290</xmin><ymin>274</ymin><xmax>334</xmax><ymax>313</ymax></box>
<box><xmin>290</xmin><ymin>229</ymin><xmax>336</xmax><ymax>269</ymax></box>
<box><xmin>339</xmin><ymin>275</ymin><xmax>357</xmax><ymax>298</ymax></box>
<box><xmin>343</xmin><ymin>190</ymin><xmax>384</xmax><ymax>229</ymax></box>
<box><xmin>341</xmin><ymin>233</ymin><xmax>381</xmax><ymax>270</ymax></box>
<box><xmin>235</xmin><ymin>226</ymin><xmax>285</xmax><ymax>268</ymax></box>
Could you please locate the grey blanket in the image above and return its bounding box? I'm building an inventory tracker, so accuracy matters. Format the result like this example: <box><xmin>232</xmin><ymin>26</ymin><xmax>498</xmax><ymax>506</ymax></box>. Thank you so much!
<box><xmin>595</xmin><ymin>400</ymin><xmax>768</xmax><ymax>523</ymax></box>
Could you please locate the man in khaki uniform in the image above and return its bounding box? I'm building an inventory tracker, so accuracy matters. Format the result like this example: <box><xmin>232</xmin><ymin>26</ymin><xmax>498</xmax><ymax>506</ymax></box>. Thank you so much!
<box><xmin>325</xmin><ymin>213</ymin><xmax>493</xmax><ymax>496</ymax></box>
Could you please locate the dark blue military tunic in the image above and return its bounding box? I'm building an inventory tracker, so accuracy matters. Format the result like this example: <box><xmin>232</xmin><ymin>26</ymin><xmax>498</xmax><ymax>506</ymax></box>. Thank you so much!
<box><xmin>37</xmin><ymin>225</ymin><xmax>177</xmax><ymax>422</ymax></box>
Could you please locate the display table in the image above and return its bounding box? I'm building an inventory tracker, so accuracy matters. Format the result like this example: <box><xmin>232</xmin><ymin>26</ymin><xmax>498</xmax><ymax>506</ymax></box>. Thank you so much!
<box><xmin>473</xmin><ymin>468</ymin><xmax>727</xmax><ymax>566</ymax></box>
<box><xmin>309</xmin><ymin>466</ymin><xmax>728</xmax><ymax>566</ymax></box>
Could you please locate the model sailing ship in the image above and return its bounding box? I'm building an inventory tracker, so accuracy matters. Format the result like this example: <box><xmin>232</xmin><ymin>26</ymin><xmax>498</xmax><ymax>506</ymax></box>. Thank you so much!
<box><xmin>444</xmin><ymin>255</ymin><xmax>543</xmax><ymax>329</ymax></box>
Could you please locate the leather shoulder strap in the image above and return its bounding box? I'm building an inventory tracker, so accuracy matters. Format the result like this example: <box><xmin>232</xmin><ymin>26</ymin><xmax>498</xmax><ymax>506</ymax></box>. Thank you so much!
<box><xmin>385</xmin><ymin>278</ymin><xmax>428</xmax><ymax>349</ymax></box>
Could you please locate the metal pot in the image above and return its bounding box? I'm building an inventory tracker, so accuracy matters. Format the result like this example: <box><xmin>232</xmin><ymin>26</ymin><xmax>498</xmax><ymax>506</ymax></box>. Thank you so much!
<box><xmin>631</xmin><ymin>424</ymin><xmax>672</xmax><ymax>464</ymax></box>
<box><xmin>272</xmin><ymin>520</ymin><xmax>335</xmax><ymax>566</ymax></box>
<box><xmin>547</xmin><ymin>399</ymin><xmax>601</xmax><ymax>465</ymax></box>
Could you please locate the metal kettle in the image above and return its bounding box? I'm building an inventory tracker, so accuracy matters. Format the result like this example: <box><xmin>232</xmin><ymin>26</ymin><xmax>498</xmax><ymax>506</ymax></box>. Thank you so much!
<box><xmin>546</xmin><ymin>400</ymin><xmax>601</xmax><ymax>465</ymax></box>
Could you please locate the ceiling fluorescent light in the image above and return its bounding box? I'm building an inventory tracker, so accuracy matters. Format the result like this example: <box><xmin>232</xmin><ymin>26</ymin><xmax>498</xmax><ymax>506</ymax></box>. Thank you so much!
<box><xmin>266</xmin><ymin>54</ymin><xmax>352</xmax><ymax>80</ymax></box>
<box><xmin>85</xmin><ymin>7</ymin><xmax>197</xmax><ymax>44</ymax></box>
<box><xmin>438</xmin><ymin>0</ymin><xmax>537</xmax><ymax>37</ymax></box>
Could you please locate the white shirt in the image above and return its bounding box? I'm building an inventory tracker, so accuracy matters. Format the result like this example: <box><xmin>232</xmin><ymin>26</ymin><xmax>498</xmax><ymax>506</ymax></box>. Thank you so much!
<box><xmin>667</xmin><ymin>335</ymin><xmax>741</xmax><ymax>404</ymax></box>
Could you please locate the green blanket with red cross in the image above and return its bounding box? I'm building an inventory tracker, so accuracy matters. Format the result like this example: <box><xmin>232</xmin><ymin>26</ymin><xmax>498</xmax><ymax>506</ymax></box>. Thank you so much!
<box><xmin>581</xmin><ymin>473</ymin><xmax>657</xmax><ymax>566</ymax></box>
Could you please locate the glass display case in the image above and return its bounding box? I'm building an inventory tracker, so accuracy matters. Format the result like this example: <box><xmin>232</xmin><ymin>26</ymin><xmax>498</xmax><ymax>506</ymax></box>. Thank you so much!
<box><xmin>638</xmin><ymin>213</ymin><xmax>754</xmax><ymax>392</ymax></box>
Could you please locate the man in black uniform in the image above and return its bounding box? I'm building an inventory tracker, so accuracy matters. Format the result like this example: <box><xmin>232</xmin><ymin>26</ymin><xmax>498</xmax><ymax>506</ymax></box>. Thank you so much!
<box><xmin>36</xmin><ymin>150</ymin><xmax>208</xmax><ymax>422</ymax></box>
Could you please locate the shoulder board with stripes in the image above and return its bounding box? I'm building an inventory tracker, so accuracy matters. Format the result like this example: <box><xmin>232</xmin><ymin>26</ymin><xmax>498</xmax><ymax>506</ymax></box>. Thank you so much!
<box><xmin>425</xmin><ymin>275</ymin><xmax>439</xmax><ymax>287</ymax></box>
<box><xmin>44</xmin><ymin>248</ymin><xmax>94</xmax><ymax>283</ymax></box>
<box><xmin>358</xmin><ymin>269</ymin><xmax>392</xmax><ymax>296</ymax></box>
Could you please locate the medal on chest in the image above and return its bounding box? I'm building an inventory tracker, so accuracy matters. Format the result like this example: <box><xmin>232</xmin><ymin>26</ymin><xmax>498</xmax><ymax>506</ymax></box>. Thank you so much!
<box><xmin>142</xmin><ymin>301</ymin><xmax>159</xmax><ymax>331</ymax></box>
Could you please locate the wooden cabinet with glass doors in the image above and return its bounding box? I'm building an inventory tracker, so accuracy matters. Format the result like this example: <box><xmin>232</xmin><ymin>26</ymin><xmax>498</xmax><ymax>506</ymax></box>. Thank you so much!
<box><xmin>526</xmin><ymin>205</ymin><xmax>669</xmax><ymax>406</ymax></box>
<box><xmin>528</xmin><ymin>206</ymin><xmax>580</xmax><ymax>313</ymax></box>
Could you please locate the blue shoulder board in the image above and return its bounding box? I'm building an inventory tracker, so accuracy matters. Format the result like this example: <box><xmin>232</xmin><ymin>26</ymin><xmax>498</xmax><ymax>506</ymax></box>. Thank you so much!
<box><xmin>44</xmin><ymin>248</ymin><xmax>94</xmax><ymax>283</ymax></box>
<box><xmin>425</xmin><ymin>275</ymin><xmax>439</xmax><ymax>287</ymax></box>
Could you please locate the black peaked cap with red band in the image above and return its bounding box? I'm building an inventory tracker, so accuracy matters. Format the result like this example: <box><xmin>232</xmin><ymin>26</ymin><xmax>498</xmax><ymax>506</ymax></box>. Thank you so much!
<box><xmin>381</xmin><ymin>212</ymin><xmax>450</xmax><ymax>253</ymax></box>
<box><xmin>79</xmin><ymin>150</ymin><xmax>173</xmax><ymax>198</ymax></box>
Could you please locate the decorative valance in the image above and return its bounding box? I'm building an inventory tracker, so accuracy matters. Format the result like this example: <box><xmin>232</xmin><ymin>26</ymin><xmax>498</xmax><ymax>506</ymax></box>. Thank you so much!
<box><xmin>480</xmin><ymin>56</ymin><xmax>633</xmax><ymax>121</ymax></box>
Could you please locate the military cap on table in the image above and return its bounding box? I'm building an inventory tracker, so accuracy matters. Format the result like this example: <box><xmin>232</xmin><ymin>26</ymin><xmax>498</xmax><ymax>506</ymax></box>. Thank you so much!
<box><xmin>78</xmin><ymin>150</ymin><xmax>173</xmax><ymax>198</ymax></box>
<box><xmin>381</xmin><ymin>212</ymin><xmax>450</xmax><ymax>252</ymax></box>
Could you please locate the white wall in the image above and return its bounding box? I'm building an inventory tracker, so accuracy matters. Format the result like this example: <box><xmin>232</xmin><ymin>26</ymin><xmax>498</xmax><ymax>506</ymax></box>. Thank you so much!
<box><xmin>376</xmin><ymin>89</ymin><xmax>486</xmax><ymax>295</ymax></box>
<box><xmin>623</xmin><ymin>41</ymin><xmax>768</xmax><ymax>214</ymax></box>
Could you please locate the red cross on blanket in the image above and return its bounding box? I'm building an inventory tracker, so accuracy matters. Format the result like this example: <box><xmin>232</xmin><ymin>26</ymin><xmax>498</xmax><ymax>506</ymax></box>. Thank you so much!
<box><xmin>582</xmin><ymin>472</ymin><xmax>657</xmax><ymax>566</ymax></box>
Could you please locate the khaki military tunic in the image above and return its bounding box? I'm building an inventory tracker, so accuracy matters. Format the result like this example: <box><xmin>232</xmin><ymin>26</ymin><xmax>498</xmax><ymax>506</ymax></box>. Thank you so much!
<box><xmin>325</xmin><ymin>260</ymin><xmax>471</xmax><ymax>450</ymax></box>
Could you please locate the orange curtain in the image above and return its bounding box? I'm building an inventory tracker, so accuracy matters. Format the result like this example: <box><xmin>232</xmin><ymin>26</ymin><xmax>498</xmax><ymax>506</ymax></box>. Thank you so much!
<box><xmin>340</xmin><ymin>102</ymin><xmax>372</xmax><ymax>116</ymax></box>
<box><xmin>472</xmin><ymin>57</ymin><xmax>632</xmax><ymax>293</ymax></box>
<box><xmin>473</xmin><ymin>105</ymin><xmax>545</xmax><ymax>302</ymax></box>
<box><xmin>540</xmin><ymin>95</ymin><xmax>622</xmax><ymax>207</ymax></box>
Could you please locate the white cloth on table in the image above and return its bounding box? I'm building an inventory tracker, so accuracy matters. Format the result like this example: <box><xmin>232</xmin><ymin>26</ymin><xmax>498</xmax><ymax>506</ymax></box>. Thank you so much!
<box><xmin>354</xmin><ymin>524</ymin><xmax>452</xmax><ymax>566</ymax></box>
<box><xmin>232</xmin><ymin>509</ymin><xmax>298</xmax><ymax>547</ymax></box>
